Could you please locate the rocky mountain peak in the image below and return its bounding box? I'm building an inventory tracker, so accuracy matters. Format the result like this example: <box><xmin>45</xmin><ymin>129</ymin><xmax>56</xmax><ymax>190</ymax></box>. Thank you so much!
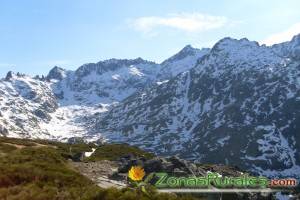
<box><xmin>46</xmin><ymin>66</ymin><xmax>67</xmax><ymax>81</ymax></box>
<box><xmin>211</xmin><ymin>37</ymin><xmax>260</xmax><ymax>53</ymax></box>
<box><xmin>5</xmin><ymin>71</ymin><xmax>14</xmax><ymax>81</ymax></box>
<box><xmin>4</xmin><ymin>71</ymin><xmax>27</xmax><ymax>81</ymax></box>
<box><xmin>161</xmin><ymin>45</ymin><xmax>206</xmax><ymax>65</ymax></box>
<box><xmin>158</xmin><ymin>45</ymin><xmax>210</xmax><ymax>80</ymax></box>
<box><xmin>202</xmin><ymin>36</ymin><xmax>281</xmax><ymax>75</ymax></box>
<box><xmin>269</xmin><ymin>33</ymin><xmax>300</xmax><ymax>60</ymax></box>
<box><xmin>104</xmin><ymin>57</ymin><xmax>155</xmax><ymax>66</ymax></box>
<box><xmin>180</xmin><ymin>44</ymin><xmax>196</xmax><ymax>53</ymax></box>
<box><xmin>74</xmin><ymin>58</ymin><xmax>156</xmax><ymax>78</ymax></box>
<box><xmin>290</xmin><ymin>33</ymin><xmax>300</xmax><ymax>44</ymax></box>
<box><xmin>289</xmin><ymin>33</ymin><xmax>300</xmax><ymax>60</ymax></box>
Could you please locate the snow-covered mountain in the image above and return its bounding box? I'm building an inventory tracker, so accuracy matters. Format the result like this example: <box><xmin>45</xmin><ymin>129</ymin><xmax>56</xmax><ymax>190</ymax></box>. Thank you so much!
<box><xmin>94</xmin><ymin>35</ymin><xmax>300</xmax><ymax>178</ymax></box>
<box><xmin>158</xmin><ymin>45</ymin><xmax>210</xmax><ymax>80</ymax></box>
<box><xmin>0</xmin><ymin>35</ymin><xmax>300</xmax><ymax>179</ymax></box>
<box><xmin>0</xmin><ymin>72</ymin><xmax>57</xmax><ymax>138</ymax></box>
<box><xmin>51</xmin><ymin>58</ymin><xmax>160</xmax><ymax>105</ymax></box>
<box><xmin>0</xmin><ymin>45</ymin><xmax>207</xmax><ymax>140</ymax></box>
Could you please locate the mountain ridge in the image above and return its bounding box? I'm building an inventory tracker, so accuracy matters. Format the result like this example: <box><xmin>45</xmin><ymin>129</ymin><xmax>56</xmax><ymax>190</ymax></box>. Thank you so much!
<box><xmin>1</xmin><ymin>35</ymin><xmax>300</xmax><ymax>179</ymax></box>
<box><xmin>93</xmin><ymin>35</ymin><xmax>300</xmax><ymax>179</ymax></box>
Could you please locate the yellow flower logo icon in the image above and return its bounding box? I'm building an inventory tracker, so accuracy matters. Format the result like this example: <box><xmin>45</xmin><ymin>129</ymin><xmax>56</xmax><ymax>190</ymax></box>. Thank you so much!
<box><xmin>128</xmin><ymin>166</ymin><xmax>145</xmax><ymax>181</ymax></box>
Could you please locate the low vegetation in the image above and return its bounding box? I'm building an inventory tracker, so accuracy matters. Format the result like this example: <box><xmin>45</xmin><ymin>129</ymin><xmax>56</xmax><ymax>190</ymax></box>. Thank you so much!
<box><xmin>86</xmin><ymin>143</ymin><xmax>155</xmax><ymax>161</ymax></box>
<box><xmin>0</xmin><ymin>137</ymin><xmax>200</xmax><ymax>200</ymax></box>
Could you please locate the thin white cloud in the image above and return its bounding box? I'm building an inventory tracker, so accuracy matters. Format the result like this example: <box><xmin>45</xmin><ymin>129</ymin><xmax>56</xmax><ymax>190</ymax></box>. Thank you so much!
<box><xmin>262</xmin><ymin>23</ymin><xmax>300</xmax><ymax>45</ymax></box>
<box><xmin>0</xmin><ymin>63</ymin><xmax>16</xmax><ymax>68</ymax></box>
<box><xmin>129</xmin><ymin>13</ymin><xmax>229</xmax><ymax>34</ymax></box>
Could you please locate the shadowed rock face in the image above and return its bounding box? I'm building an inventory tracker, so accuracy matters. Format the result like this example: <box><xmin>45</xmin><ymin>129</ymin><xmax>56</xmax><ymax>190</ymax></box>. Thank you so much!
<box><xmin>5</xmin><ymin>71</ymin><xmax>13</xmax><ymax>81</ymax></box>
<box><xmin>46</xmin><ymin>66</ymin><xmax>66</xmax><ymax>81</ymax></box>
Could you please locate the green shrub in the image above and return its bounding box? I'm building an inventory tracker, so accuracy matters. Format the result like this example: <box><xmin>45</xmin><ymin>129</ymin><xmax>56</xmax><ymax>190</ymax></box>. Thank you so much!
<box><xmin>86</xmin><ymin>144</ymin><xmax>155</xmax><ymax>161</ymax></box>
<box><xmin>0</xmin><ymin>146</ymin><xmax>100</xmax><ymax>200</ymax></box>
<box><xmin>0</xmin><ymin>143</ymin><xmax>17</xmax><ymax>153</ymax></box>
<box><xmin>91</xmin><ymin>187</ymin><xmax>201</xmax><ymax>200</ymax></box>
<box><xmin>0</xmin><ymin>137</ymin><xmax>36</xmax><ymax>147</ymax></box>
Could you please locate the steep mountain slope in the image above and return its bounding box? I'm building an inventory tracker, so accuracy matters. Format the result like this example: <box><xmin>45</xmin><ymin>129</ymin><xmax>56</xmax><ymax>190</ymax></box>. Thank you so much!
<box><xmin>0</xmin><ymin>72</ymin><xmax>57</xmax><ymax>138</ymax></box>
<box><xmin>95</xmin><ymin>36</ymin><xmax>300</xmax><ymax>178</ymax></box>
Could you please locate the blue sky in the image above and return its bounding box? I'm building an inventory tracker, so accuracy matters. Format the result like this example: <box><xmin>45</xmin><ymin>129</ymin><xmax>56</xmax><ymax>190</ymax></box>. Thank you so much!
<box><xmin>1</xmin><ymin>0</ymin><xmax>300</xmax><ymax>77</ymax></box>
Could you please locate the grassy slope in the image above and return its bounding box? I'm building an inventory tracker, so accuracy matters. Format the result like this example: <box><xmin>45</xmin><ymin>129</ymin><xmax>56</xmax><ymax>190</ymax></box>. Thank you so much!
<box><xmin>86</xmin><ymin>143</ymin><xmax>154</xmax><ymax>162</ymax></box>
<box><xmin>0</xmin><ymin>137</ymin><xmax>200</xmax><ymax>200</ymax></box>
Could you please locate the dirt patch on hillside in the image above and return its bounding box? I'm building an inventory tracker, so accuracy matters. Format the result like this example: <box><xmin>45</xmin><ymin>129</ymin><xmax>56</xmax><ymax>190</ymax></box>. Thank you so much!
<box><xmin>71</xmin><ymin>160</ymin><xmax>127</xmax><ymax>188</ymax></box>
